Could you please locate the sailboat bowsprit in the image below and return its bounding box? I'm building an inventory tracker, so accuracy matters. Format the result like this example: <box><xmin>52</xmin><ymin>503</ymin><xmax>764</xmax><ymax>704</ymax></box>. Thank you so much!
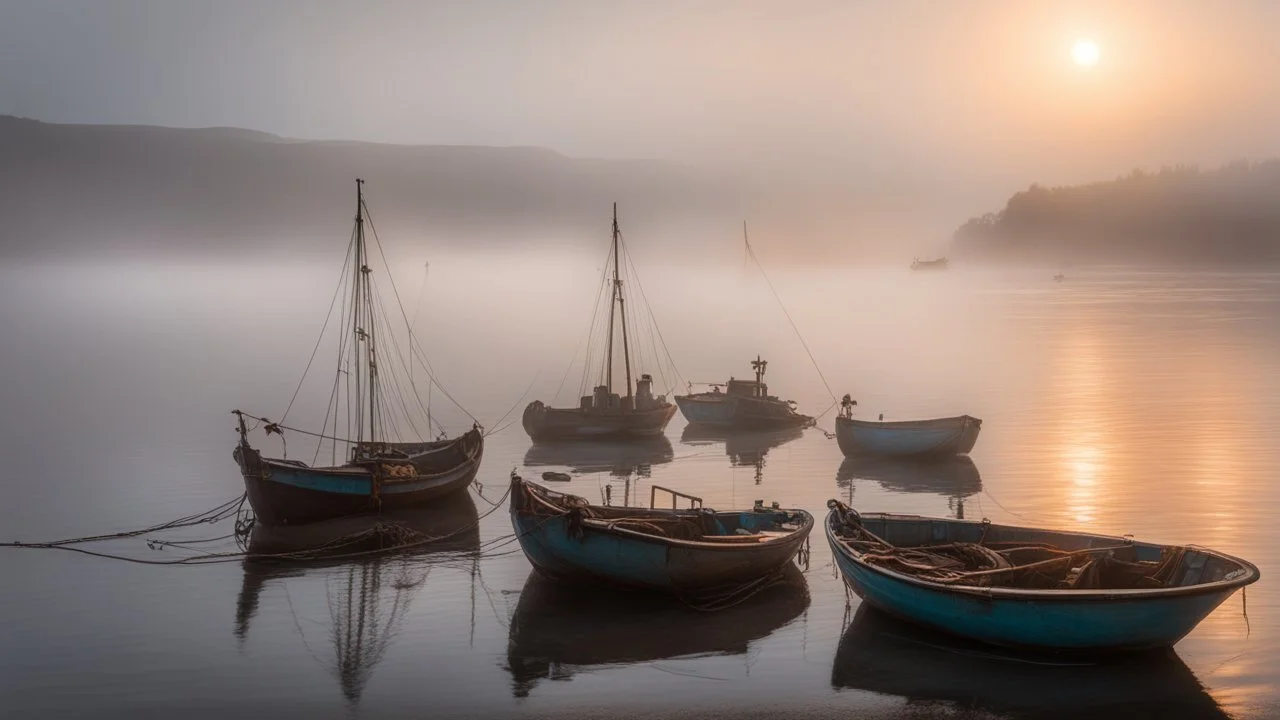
<box><xmin>233</xmin><ymin>179</ymin><xmax>484</xmax><ymax>526</ymax></box>
<box><xmin>522</xmin><ymin>204</ymin><xmax>677</xmax><ymax>442</ymax></box>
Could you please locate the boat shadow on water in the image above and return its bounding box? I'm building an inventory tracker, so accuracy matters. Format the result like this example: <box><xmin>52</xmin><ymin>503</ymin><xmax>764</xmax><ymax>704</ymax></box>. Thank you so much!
<box><xmin>831</xmin><ymin>603</ymin><xmax>1230</xmax><ymax>719</ymax></box>
<box><xmin>234</xmin><ymin>492</ymin><xmax>481</xmax><ymax>705</ymax></box>
<box><xmin>521</xmin><ymin>435</ymin><xmax>674</xmax><ymax>477</ymax></box>
<box><xmin>503</xmin><ymin>562</ymin><xmax>810</xmax><ymax>698</ymax></box>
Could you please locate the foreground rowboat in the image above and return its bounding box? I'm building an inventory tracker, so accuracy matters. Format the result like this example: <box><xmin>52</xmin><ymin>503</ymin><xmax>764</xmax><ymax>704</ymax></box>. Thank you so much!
<box><xmin>509</xmin><ymin>472</ymin><xmax>813</xmax><ymax>596</ymax></box>
<box><xmin>825</xmin><ymin>500</ymin><xmax>1258</xmax><ymax>652</ymax></box>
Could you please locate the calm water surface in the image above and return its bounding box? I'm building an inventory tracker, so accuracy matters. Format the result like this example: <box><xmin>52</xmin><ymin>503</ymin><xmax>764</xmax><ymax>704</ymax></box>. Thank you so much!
<box><xmin>2</xmin><ymin>258</ymin><xmax>1278</xmax><ymax>719</ymax></box>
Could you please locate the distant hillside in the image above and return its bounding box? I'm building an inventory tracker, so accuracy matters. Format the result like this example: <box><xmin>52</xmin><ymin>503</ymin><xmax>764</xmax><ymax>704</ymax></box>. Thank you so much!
<box><xmin>951</xmin><ymin>161</ymin><xmax>1280</xmax><ymax>264</ymax></box>
<box><xmin>0</xmin><ymin>115</ymin><xmax>738</xmax><ymax>259</ymax></box>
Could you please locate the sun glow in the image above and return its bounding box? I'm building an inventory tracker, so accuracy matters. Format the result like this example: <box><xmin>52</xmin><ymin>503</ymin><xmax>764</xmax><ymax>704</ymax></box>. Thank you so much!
<box><xmin>1072</xmin><ymin>40</ymin><xmax>1101</xmax><ymax>67</ymax></box>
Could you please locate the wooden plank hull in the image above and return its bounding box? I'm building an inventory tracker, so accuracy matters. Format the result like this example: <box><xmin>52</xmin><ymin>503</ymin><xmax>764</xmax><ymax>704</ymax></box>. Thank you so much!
<box><xmin>835</xmin><ymin>414</ymin><xmax>981</xmax><ymax>458</ymax></box>
<box><xmin>675</xmin><ymin>393</ymin><xmax>812</xmax><ymax>430</ymax></box>
<box><xmin>825</xmin><ymin>509</ymin><xmax>1259</xmax><ymax>653</ymax></box>
<box><xmin>235</xmin><ymin>429</ymin><xmax>484</xmax><ymax>526</ymax></box>
<box><xmin>522</xmin><ymin>400</ymin><xmax>676</xmax><ymax>442</ymax></box>
<box><xmin>509</xmin><ymin>476</ymin><xmax>813</xmax><ymax>594</ymax></box>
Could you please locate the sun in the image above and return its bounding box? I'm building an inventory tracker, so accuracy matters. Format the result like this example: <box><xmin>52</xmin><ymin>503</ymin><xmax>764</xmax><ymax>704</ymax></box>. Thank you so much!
<box><xmin>1071</xmin><ymin>40</ymin><xmax>1101</xmax><ymax>67</ymax></box>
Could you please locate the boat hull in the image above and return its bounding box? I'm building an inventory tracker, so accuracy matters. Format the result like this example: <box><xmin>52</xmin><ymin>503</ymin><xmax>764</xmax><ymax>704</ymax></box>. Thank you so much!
<box><xmin>675</xmin><ymin>394</ymin><xmax>812</xmax><ymax>430</ymax></box>
<box><xmin>825</xmin><ymin>510</ymin><xmax>1259</xmax><ymax>653</ymax></box>
<box><xmin>235</xmin><ymin>429</ymin><xmax>484</xmax><ymax>526</ymax></box>
<box><xmin>522</xmin><ymin>401</ymin><xmax>676</xmax><ymax>442</ymax></box>
<box><xmin>510</xmin><ymin>477</ymin><xmax>813</xmax><ymax>594</ymax></box>
<box><xmin>835</xmin><ymin>415</ymin><xmax>981</xmax><ymax>458</ymax></box>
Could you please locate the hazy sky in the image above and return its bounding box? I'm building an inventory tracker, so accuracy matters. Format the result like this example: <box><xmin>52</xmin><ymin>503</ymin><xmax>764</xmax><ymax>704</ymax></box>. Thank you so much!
<box><xmin>4</xmin><ymin>0</ymin><xmax>1280</xmax><ymax>203</ymax></box>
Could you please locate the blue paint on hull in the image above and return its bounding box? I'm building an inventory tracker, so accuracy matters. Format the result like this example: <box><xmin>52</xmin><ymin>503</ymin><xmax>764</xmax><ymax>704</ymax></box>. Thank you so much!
<box><xmin>836</xmin><ymin>415</ymin><xmax>981</xmax><ymax>458</ymax></box>
<box><xmin>825</xmin><ymin>510</ymin><xmax>1258</xmax><ymax>652</ymax></box>
<box><xmin>510</xmin><ymin>479</ymin><xmax>814</xmax><ymax>594</ymax></box>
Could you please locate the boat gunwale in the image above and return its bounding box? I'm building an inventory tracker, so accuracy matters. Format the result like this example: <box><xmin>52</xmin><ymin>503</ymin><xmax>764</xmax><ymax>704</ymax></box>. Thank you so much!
<box><xmin>255</xmin><ymin>429</ymin><xmax>483</xmax><ymax>482</ymax></box>
<box><xmin>515</xmin><ymin>477</ymin><xmax>815</xmax><ymax>552</ymax></box>
<box><xmin>836</xmin><ymin>415</ymin><xmax>981</xmax><ymax>430</ymax></box>
<box><xmin>825</xmin><ymin>509</ymin><xmax>1260</xmax><ymax>601</ymax></box>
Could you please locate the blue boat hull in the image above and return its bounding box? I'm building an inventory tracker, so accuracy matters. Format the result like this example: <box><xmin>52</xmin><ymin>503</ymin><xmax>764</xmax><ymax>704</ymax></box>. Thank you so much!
<box><xmin>835</xmin><ymin>414</ymin><xmax>981</xmax><ymax>458</ymax></box>
<box><xmin>510</xmin><ymin>477</ymin><xmax>813</xmax><ymax>594</ymax></box>
<box><xmin>825</xmin><ymin>510</ymin><xmax>1258</xmax><ymax>652</ymax></box>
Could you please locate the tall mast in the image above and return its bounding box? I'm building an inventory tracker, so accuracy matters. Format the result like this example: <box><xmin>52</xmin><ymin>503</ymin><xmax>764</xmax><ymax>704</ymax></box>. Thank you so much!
<box><xmin>354</xmin><ymin>178</ymin><xmax>378</xmax><ymax>446</ymax></box>
<box><xmin>604</xmin><ymin>207</ymin><xmax>616</xmax><ymax>396</ymax></box>
<box><xmin>613</xmin><ymin>203</ymin><xmax>633</xmax><ymax>400</ymax></box>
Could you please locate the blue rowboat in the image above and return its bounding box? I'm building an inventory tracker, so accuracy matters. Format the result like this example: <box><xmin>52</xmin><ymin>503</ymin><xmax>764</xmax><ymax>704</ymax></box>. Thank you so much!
<box><xmin>509</xmin><ymin>472</ymin><xmax>813</xmax><ymax>596</ymax></box>
<box><xmin>825</xmin><ymin>501</ymin><xmax>1259</xmax><ymax>653</ymax></box>
<box><xmin>836</xmin><ymin>403</ymin><xmax>981</xmax><ymax>458</ymax></box>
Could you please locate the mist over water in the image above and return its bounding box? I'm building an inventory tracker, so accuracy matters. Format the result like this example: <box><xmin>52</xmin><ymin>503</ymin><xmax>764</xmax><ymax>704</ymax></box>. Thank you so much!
<box><xmin>1</xmin><ymin>252</ymin><xmax>1277</xmax><ymax>718</ymax></box>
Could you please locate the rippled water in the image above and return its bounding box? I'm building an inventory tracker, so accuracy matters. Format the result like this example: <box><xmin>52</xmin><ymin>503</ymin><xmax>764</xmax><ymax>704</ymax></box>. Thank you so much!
<box><xmin>2</xmin><ymin>258</ymin><xmax>1277</xmax><ymax>719</ymax></box>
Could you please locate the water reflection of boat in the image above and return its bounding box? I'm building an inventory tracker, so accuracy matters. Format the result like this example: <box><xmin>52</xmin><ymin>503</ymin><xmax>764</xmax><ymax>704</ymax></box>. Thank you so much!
<box><xmin>832</xmin><ymin>603</ymin><xmax>1229</xmax><ymax>719</ymax></box>
<box><xmin>835</xmin><ymin>455</ymin><xmax>982</xmax><ymax>499</ymax></box>
<box><xmin>234</xmin><ymin>492</ymin><xmax>480</xmax><ymax>705</ymax></box>
<box><xmin>522</xmin><ymin>436</ymin><xmax>674</xmax><ymax>477</ymax></box>
<box><xmin>505</xmin><ymin>562</ymin><xmax>810</xmax><ymax>698</ymax></box>
<box><xmin>681</xmin><ymin>424</ymin><xmax>804</xmax><ymax>483</ymax></box>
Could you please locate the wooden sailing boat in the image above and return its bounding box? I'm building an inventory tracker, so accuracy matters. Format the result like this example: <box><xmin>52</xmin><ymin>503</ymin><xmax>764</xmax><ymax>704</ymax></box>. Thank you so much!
<box><xmin>522</xmin><ymin>204</ymin><xmax>677</xmax><ymax>442</ymax></box>
<box><xmin>233</xmin><ymin>179</ymin><xmax>484</xmax><ymax>526</ymax></box>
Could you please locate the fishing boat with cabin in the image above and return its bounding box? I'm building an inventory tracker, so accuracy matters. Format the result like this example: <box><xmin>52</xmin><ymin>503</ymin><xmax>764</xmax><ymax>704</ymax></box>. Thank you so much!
<box><xmin>232</xmin><ymin>179</ymin><xmax>484</xmax><ymax>526</ymax></box>
<box><xmin>675</xmin><ymin>356</ymin><xmax>813</xmax><ymax>430</ymax></box>
<box><xmin>835</xmin><ymin>395</ymin><xmax>981</xmax><ymax>459</ymax></box>
<box><xmin>509</xmin><ymin>471</ymin><xmax>813</xmax><ymax>597</ymax></box>
<box><xmin>825</xmin><ymin>500</ymin><xmax>1259</xmax><ymax>652</ymax></box>
<box><xmin>522</xmin><ymin>204</ymin><xmax>678</xmax><ymax>442</ymax></box>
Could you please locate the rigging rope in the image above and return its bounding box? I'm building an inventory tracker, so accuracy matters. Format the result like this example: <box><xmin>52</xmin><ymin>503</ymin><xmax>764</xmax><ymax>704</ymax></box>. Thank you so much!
<box><xmin>362</xmin><ymin>198</ymin><xmax>479</xmax><ymax>425</ymax></box>
<box><xmin>281</xmin><ymin>230</ymin><xmax>357</xmax><ymax>425</ymax></box>
<box><xmin>744</xmin><ymin>232</ymin><xmax>838</xmax><ymax>405</ymax></box>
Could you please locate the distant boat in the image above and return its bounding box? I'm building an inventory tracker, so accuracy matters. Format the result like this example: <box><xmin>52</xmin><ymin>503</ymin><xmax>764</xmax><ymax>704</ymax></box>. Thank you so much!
<box><xmin>1054</xmin><ymin>273</ymin><xmax>1066</xmax><ymax>282</ymax></box>
<box><xmin>675</xmin><ymin>356</ymin><xmax>813</xmax><ymax>430</ymax></box>
<box><xmin>522</xmin><ymin>204</ymin><xmax>677</xmax><ymax>442</ymax></box>
<box><xmin>834</xmin><ymin>395</ymin><xmax>981</xmax><ymax>459</ymax></box>
<box><xmin>233</xmin><ymin>179</ymin><xmax>484</xmax><ymax>526</ymax></box>
<box><xmin>911</xmin><ymin>257</ymin><xmax>949</xmax><ymax>270</ymax></box>
<box><xmin>506</xmin><ymin>564</ymin><xmax>809</xmax><ymax>697</ymax></box>
<box><xmin>509</xmin><ymin>471</ymin><xmax>813</xmax><ymax>596</ymax></box>
<box><xmin>825</xmin><ymin>501</ymin><xmax>1259</xmax><ymax>652</ymax></box>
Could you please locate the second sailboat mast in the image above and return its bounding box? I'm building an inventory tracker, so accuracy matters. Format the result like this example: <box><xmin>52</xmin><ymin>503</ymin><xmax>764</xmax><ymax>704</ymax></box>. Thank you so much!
<box><xmin>609</xmin><ymin>203</ymin><xmax>634</xmax><ymax>401</ymax></box>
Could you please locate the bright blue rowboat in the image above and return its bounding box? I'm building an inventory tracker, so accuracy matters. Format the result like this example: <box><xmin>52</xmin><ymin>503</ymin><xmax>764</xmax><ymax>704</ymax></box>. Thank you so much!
<box><xmin>825</xmin><ymin>501</ymin><xmax>1258</xmax><ymax>653</ymax></box>
<box><xmin>509</xmin><ymin>473</ymin><xmax>813</xmax><ymax>596</ymax></box>
<box><xmin>835</xmin><ymin>414</ymin><xmax>981</xmax><ymax>458</ymax></box>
